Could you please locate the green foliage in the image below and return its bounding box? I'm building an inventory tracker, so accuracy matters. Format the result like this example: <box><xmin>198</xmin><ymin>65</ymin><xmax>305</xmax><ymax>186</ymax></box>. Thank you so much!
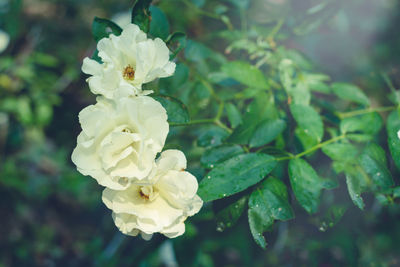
<box><xmin>332</xmin><ymin>83</ymin><xmax>370</xmax><ymax>106</ymax></box>
<box><xmin>340</xmin><ymin>112</ymin><xmax>383</xmax><ymax>135</ymax></box>
<box><xmin>222</xmin><ymin>61</ymin><xmax>269</xmax><ymax>89</ymax></box>
<box><xmin>200</xmin><ymin>144</ymin><xmax>244</xmax><ymax>168</ymax></box>
<box><xmin>131</xmin><ymin>0</ymin><xmax>152</xmax><ymax>32</ymax></box>
<box><xmin>198</xmin><ymin>153</ymin><xmax>276</xmax><ymax>202</ymax></box>
<box><xmin>153</xmin><ymin>95</ymin><xmax>190</xmax><ymax>124</ymax></box>
<box><xmin>359</xmin><ymin>144</ymin><xmax>393</xmax><ymax>191</ymax></box>
<box><xmin>149</xmin><ymin>6</ymin><xmax>170</xmax><ymax>40</ymax></box>
<box><xmin>2</xmin><ymin>0</ymin><xmax>400</xmax><ymax>264</ymax></box>
<box><xmin>248</xmin><ymin>177</ymin><xmax>294</xmax><ymax>248</ymax></box>
<box><xmin>92</xmin><ymin>17</ymin><xmax>122</xmax><ymax>42</ymax></box>
<box><xmin>289</xmin><ymin>158</ymin><xmax>325</xmax><ymax>213</ymax></box>
<box><xmin>215</xmin><ymin>195</ymin><xmax>248</xmax><ymax>232</ymax></box>
<box><xmin>387</xmin><ymin>111</ymin><xmax>400</xmax><ymax>169</ymax></box>
<box><xmin>249</xmin><ymin>119</ymin><xmax>286</xmax><ymax>148</ymax></box>
<box><xmin>290</xmin><ymin>104</ymin><xmax>324</xmax><ymax>142</ymax></box>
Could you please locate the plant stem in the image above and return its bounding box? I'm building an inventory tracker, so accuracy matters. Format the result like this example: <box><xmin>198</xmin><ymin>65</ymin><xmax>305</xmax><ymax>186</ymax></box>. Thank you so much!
<box><xmin>170</xmin><ymin>119</ymin><xmax>215</xmax><ymax>127</ymax></box>
<box><xmin>294</xmin><ymin>134</ymin><xmax>346</xmax><ymax>158</ymax></box>
<box><xmin>170</xmin><ymin>118</ymin><xmax>232</xmax><ymax>133</ymax></box>
<box><xmin>275</xmin><ymin>134</ymin><xmax>346</xmax><ymax>162</ymax></box>
<box><xmin>337</xmin><ymin>106</ymin><xmax>398</xmax><ymax>119</ymax></box>
<box><xmin>268</xmin><ymin>19</ymin><xmax>284</xmax><ymax>38</ymax></box>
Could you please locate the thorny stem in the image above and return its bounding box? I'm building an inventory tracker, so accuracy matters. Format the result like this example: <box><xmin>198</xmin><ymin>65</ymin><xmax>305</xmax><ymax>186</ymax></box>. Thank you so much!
<box><xmin>337</xmin><ymin>106</ymin><xmax>398</xmax><ymax>119</ymax></box>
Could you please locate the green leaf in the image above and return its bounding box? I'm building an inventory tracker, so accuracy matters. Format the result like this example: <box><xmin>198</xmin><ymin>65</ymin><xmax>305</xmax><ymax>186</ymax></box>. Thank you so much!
<box><xmin>198</xmin><ymin>153</ymin><xmax>277</xmax><ymax>202</ymax></box>
<box><xmin>222</xmin><ymin>61</ymin><xmax>269</xmax><ymax>89</ymax></box>
<box><xmin>295</xmin><ymin>128</ymin><xmax>318</xmax><ymax>151</ymax></box>
<box><xmin>322</xmin><ymin>143</ymin><xmax>358</xmax><ymax>162</ymax></box>
<box><xmin>393</xmin><ymin>187</ymin><xmax>400</xmax><ymax>198</ymax></box>
<box><xmin>149</xmin><ymin>6</ymin><xmax>170</xmax><ymax>40</ymax></box>
<box><xmin>166</xmin><ymin>32</ymin><xmax>187</xmax><ymax>60</ymax></box>
<box><xmin>346</xmin><ymin>133</ymin><xmax>373</xmax><ymax>142</ymax></box>
<box><xmin>332</xmin><ymin>83</ymin><xmax>370</xmax><ymax>106</ymax></box>
<box><xmin>249</xmin><ymin>119</ymin><xmax>287</xmax><ymax>148</ymax></box>
<box><xmin>359</xmin><ymin>143</ymin><xmax>393</xmax><ymax>191</ymax></box>
<box><xmin>197</xmin><ymin>126</ymin><xmax>229</xmax><ymax>147</ymax></box>
<box><xmin>92</xmin><ymin>17</ymin><xmax>122</xmax><ymax>42</ymax></box>
<box><xmin>215</xmin><ymin>195</ymin><xmax>248</xmax><ymax>232</ymax></box>
<box><xmin>289</xmin><ymin>158</ymin><xmax>324</xmax><ymax>213</ymax></box>
<box><xmin>248</xmin><ymin>177</ymin><xmax>294</xmax><ymax>249</ymax></box>
<box><xmin>248</xmin><ymin>205</ymin><xmax>273</xmax><ymax>249</ymax></box>
<box><xmin>345</xmin><ymin>172</ymin><xmax>367</xmax><ymax>209</ymax></box>
<box><xmin>227</xmin><ymin>93</ymin><xmax>275</xmax><ymax>144</ymax></box>
<box><xmin>184</xmin><ymin>40</ymin><xmax>212</xmax><ymax>62</ymax></box>
<box><xmin>290</xmin><ymin>104</ymin><xmax>324</xmax><ymax>142</ymax></box>
<box><xmin>386</xmin><ymin>110</ymin><xmax>400</xmax><ymax>170</ymax></box>
<box><xmin>340</xmin><ymin>112</ymin><xmax>383</xmax><ymax>135</ymax></box>
<box><xmin>225</xmin><ymin>103</ymin><xmax>242</xmax><ymax>128</ymax></box>
<box><xmin>200</xmin><ymin>144</ymin><xmax>244</xmax><ymax>168</ymax></box>
<box><xmin>308</xmin><ymin>80</ymin><xmax>331</xmax><ymax>93</ymax></box>
<box><xmin>316</xmin><ymin>205</ymin><xmax>347</xmax><ymax>231</ymax></box>
<box><xmin>153</xmin><ymin>95</ymin><xmax>189</xmax><ymax>124</ymax></box>
<box><xmin>131</xmin><ymin>0</ymin><xmax>152</xmax><ymax>32</ymax></box>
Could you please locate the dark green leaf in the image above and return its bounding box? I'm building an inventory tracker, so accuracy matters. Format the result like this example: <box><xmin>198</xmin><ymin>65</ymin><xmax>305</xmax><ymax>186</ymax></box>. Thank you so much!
<box><xmin>166</xmin><ymin>32</ymin><xmax>187</xmax><ymax>60</ymax></box>
<box><xmin>359</xmin><ymin>143</ymin><xmax>393</xmax><ymax>190</ymax></box>
<box><xmin>227</xmin><ymin>93</ymin><xmax>275</xmax><ymax>144</ymax></box>
<box><xmin>387</xmin><ymin>110</ymin><xmax>400</xmax><ymax>169</ymax></box>
<box><xmin>289</xmin><ymin>158</ymin><xmax>324</xmax><ymax>213</ymax></box>
<box><xmin>322</xmin><ymin>142</ymin><xmax>358</xmax><ymax>162</ymax></box>
<box><xmin>197</xmin><ymin>126</ymin><xmax>229</xmax><ymax>147</ymax></box>
<box><xmin>248</xmin><ymin>177</ymin><xmax>294</xmax><ymax>249</ymax></box>
<box><xmin>248</xmin><ymin>206</ymin><xmax>273</xmax><ymax>249</ymax></box>
<box><xmin>332</xmin><ymin>83</ymin><xmax>370</xmax><ymax>106</ymax></box>
<box><xmin>216</xmin><ymin>196</ymin><xmax>248</xmax><ymax>232</ymax></box>
<box><xmin>225</xmin><ymin>103</ymin><xmax>242</xmax><ymax>128</ymax></box>
<box><xmin>222</xmin><ymin>61</ymin><xmax>269</xmax><ymax>89</ymax></box>
<box><xmin>316</xmin><ymin>205</ymin><xmax>347</xmax><ymax>231</ymax></box>
<box><xmin>198</xmin><ymin>153</ymin><xmax>277</xmax><ymax>202</ymax></box>
<box><xmin>149</xmin><ymin>6</ymin><xmax>170</xmax><ymax>40</ymax></box>
<box><xmin>340</xmin><ymin>112</ymin><xmax>383</xmax><ymax>135</ymax></box>
<box><xmin>153</xmin><ymin>95</ymin><xmax>189</xmax><ymax>124</ymax></box>
<box><xmin>249</xmin><ymin>119</ymin><xmax>286</xmax><ymax>148</ymax></box>
<box><xmin>290</xmin><ymin>104</ymin><xmax>324</xmax><ymax>142</ymax></box>
<box><xmin>345</xmin><ymin>171</ymin><xmax>368</xmax><ymax>209</ymax></box>
<box><xmin>131</xmin><ymin>0</ymin><xmax>152</xmax><ymax>33</ymax></box>
<box><xmin>295</xmin><ymin>127</ymin><xmax>318</xmax><ymax>151</ymax></box>
<box><xmin>200</xmin><ymin>144</ymin><xmax>244</xmax><ymax>168</ymax></box>
<box><xmin>92</xmin><ymin>17</ymin><xmax>122</xmax><ymax>42</ymax></box>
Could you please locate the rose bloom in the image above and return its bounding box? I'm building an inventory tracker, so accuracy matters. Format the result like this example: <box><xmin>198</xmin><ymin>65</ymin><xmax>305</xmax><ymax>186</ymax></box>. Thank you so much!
<box><xmin>82</xmin><ymin>23</ymin><xmax>175</xmax><ymax>99</ymax></box>
<box><xmin>0</xmin><ymin>29</ymin><xmax>9</xmax><ymax>53</ymax></box>
<box><xmin>102</xmin><ymin>150</ymin><xmax>203</xmax><ymax>239</ymax></box>
<box><xmin>71</xmin><ymin>96</ymin><xmax>168</xmax><ymax>190</ymax></box>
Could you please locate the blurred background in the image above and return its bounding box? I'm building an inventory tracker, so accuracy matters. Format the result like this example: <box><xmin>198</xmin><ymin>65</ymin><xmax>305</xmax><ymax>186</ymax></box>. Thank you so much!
<box><xmin>1</xmin><ymin>0</ymin><xmax>400</xmax><ymax>266</ymax></box>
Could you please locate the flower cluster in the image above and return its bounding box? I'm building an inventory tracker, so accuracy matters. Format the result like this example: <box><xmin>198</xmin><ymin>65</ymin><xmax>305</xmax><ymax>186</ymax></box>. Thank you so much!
<box><xmin>72</xmin><ymin>24</ymin><xmax>203</xmax><ymax>240</ymax></box>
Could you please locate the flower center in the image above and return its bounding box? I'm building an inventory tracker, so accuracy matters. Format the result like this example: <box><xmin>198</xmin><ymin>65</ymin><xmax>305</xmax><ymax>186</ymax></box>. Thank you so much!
<box><xmin>139</xmin><ymin>186</ymin><xmax>158</xmax><ymax>201</ymax></box>
<box><xmin>123</xmin><ymin>65</ymin><xmax>135</xmax><ymax>81</ymax></box>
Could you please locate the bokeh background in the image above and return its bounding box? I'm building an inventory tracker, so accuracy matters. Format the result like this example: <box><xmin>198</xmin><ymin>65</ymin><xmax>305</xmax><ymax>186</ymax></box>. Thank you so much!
<box><xmin>1</xmin><ymin>0</ymin><xmax>400</xmax><ymax>266</ymax></box>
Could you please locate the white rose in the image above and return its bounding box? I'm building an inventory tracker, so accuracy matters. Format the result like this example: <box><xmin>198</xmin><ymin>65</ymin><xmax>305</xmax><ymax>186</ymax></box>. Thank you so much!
<box><xmin>71</xmin><ymin>96</ymin><xmax>169</xmax><ymax>190</ymax></box>
<box><xmin>0</xmin><ymin>29</ymin><xmax>10</xmax><ymax>53</ymax></box>
<box><xmin>82</xmin><ymin>23</ymin><xmax>176</xmax><ymax>99</ymax></box>
<box><xmin>102</xmin><ymin>150</ymin><xmax>203</xmax><ymax>239</ymax></box>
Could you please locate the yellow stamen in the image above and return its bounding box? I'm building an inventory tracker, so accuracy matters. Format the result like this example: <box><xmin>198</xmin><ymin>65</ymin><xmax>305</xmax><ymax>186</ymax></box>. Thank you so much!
<box><xmin>123</xmin><ymin>65</ymin><xmax>135</xmax><ymax>81</ymax></box>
